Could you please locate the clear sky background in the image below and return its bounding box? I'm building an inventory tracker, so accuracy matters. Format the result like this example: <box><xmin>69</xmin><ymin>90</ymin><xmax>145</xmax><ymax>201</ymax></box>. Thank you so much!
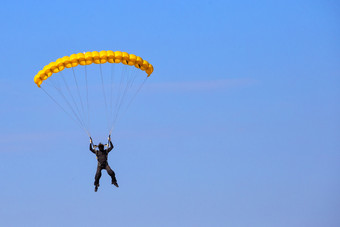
<box><xmin>0</xmin><ymin>0</ymin><xmax>339</xmax><ymax>226</ymax></box>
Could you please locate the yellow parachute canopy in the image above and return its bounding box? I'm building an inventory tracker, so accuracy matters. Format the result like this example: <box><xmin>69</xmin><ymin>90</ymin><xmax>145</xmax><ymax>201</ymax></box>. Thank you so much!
<box><xmin>34</xmin><ymin>50</ymin><xmax>154</xmax><ymax>87</ymax></box>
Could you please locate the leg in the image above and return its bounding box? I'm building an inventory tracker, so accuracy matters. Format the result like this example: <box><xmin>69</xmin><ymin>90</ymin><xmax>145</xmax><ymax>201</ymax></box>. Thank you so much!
<box><xmin>94</xmin><ymin>165</ymin><xmax>102</xmax><ymax>187</ymax></box>
<box><xmin>106</xmin><ymin>164</ymin><xmax>119</xmax><ymax>187</ymax></box>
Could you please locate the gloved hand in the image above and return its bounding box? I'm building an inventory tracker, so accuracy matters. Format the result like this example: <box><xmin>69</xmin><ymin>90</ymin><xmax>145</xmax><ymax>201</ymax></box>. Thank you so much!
<box><xmin>90</xmin><ymin>137</ymin><xmax>93</xmax><ymax>144</ymax></box>
<box><xmin>108</xmin><ymin>134</ymin><xmax>111</xmax><ymax>142</ymax></box>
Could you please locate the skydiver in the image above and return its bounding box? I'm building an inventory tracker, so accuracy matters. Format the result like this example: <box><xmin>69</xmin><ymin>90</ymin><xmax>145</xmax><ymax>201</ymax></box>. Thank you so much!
<box><xmin>90</xmin><ymin>135</ymin><xmax>119</xmax><ymax>192</ymax></box>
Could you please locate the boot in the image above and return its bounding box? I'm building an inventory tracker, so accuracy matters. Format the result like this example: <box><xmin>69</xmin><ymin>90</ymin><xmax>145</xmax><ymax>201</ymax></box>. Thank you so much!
<box><xmin>94</xmin><ymin>184</ymin><xmax>99</xmax><ymax>192</ymax></box>
<box><xmin>112</xmin><ymin>180</ymin><xmax>119</xmax><ymax>188</ymax></box>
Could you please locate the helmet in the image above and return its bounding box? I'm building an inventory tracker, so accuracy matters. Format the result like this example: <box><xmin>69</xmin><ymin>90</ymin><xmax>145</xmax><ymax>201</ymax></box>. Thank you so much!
<box><xmin>98</xmin><ymin>143</ymin><xmax>104</xmax><ymax>150</ymax></box>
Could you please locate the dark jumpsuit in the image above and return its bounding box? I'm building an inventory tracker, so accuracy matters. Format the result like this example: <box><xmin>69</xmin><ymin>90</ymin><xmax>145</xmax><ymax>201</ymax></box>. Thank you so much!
<box><xmin>90</xmin><ymin>141</ymin><xmax>117</xmax><ymax>186</ymax></box>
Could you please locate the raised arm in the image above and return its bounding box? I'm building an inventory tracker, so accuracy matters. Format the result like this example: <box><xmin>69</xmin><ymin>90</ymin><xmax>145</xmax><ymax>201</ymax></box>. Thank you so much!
<box><xmin>107</xmin><ymin>140</ymin><xmax>114</xmax><ymax>152</ymax></box>
<box><xmin>107</xmin><ymin>135</ymin><xmax>114</xmax><ymax>152</ymax></box>
<box><xmin>89</xmin><ymin>137</ymin><xmax>96</xmax><ymax>154</ymax></box>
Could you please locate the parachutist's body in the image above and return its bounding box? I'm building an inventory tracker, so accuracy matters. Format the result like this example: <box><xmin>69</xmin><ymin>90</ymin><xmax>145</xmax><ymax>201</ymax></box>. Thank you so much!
<box><xmin>90</xmin><ymin>137</ymin><xmax>118</xmax><ymax>192</ymax></box>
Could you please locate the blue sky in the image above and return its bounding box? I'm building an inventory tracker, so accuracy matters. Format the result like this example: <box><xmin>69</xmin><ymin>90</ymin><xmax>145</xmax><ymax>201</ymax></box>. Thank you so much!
<box><xmin>0</xmin><ymin>0</ymin><xmax>339</xmax><ymax>226</ymax></box>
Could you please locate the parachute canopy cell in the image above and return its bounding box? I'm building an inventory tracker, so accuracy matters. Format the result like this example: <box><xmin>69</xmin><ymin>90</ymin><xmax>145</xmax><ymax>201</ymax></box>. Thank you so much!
<box><xmin>34</xmin><ymin>50</ymin><xmax>154</xmax><ymax>87</ymax></box>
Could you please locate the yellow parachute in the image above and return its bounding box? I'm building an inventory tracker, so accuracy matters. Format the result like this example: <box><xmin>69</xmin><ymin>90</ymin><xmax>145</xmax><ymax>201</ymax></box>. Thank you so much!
<box><xmin>34</xmin><ymin>50</ymin><xmax>154</xmax><ymax>139</ymax></box>
<box><xmin>34</xmin><ymin>50</ymin><xmax>154</xmax><ymax>87</ymax></box>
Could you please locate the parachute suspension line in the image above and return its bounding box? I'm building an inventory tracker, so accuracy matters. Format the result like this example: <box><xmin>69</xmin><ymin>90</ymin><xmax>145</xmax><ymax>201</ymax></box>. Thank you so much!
<box><xmin>72</xmin><ymin>67</ymin><xmax>86</xmax><ymax>126</ymax></box>
<box><xmin>60</xmin><ymin>71</ymin><xmax>86</xmax><ymax>127</ymax></box>
<box><xmin>116</xmin><ymin>67</ymin><xmax>138</xmax><ymax>114</ymax></box>
<box><xmin>112</xmin><ymin>67</ymin><xmax>131</xmax><ymax>132</ymax></box>
<box><xmin>117</xmin><ymin>67</ymin><xmax>137</xmax><ymax>109</ymax></box>
<box><xmin>109</xmin><ymin>63</ymin><xmax>115</xmax><ymax>136</ymax></box>
<box><xmin>128</xmin><ymin>67</ymin><xmax>138</xmax><ymax>89</ymax></box>
<box><xmin>84</xmin><ymin>65</ymin><xmax>91</xmax><ymax>134</ymax></box>
<box><xmin>124</xmin><ymin>76</ymin><xmax>148</xmax><ymax>114</ymax></box>
<box><xmin>109</xmin><ymin>68</ymin><xmax>139</xmax><ymax>135</ymax></box>
<box><xmin>109</xmin><ymin>67</ymin><xmax>130</xmax><ymax>134</ymax></box>
<box><xmin>46</xmin><ymin>79</ymin><xmax>88</xmax><ymax>134</ymax></box>
<box><xmin>49</xmin><ymin>73</ymin><xmax>62</xmax><ymax>91</ymax></box>
<box><xmin>110</xmin><ymin>66</ymin><xmax>125</xmax><ymax>133</ymax></box>
<box><xmin>118</xmin><ymin>76</ymin><xmax>148</xmax><ymax>130</ymax></box>
<box><xmin>41</xmin><ymin>87</ymin><xmax>90</xmax><ymax>137</ymax></box>
<box><xmin>114</xmin><ymin>67</ymin><xmax>126</xmax><ymax>116</ymax></box>
<box><xmin>99</xmin><ymin>64</ymin><xmax>110</xmax><ymax>132</ymax></box>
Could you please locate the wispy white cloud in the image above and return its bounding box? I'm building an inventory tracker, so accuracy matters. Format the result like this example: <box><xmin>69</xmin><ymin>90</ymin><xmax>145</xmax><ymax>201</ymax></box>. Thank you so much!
<box><xmin>143</xmin><ymin>78</ymin><xmax>257</xmax><ymax>93</ymax></box>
